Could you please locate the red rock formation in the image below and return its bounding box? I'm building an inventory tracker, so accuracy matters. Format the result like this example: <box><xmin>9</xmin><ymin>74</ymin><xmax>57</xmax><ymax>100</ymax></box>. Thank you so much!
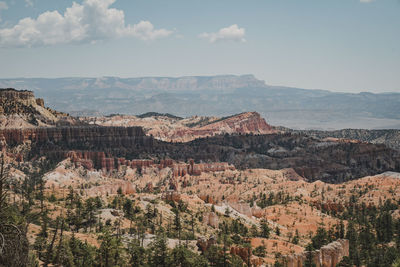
<box><xmin>172</xmin><ymin>161</ymin><xmax>235</xmax><ymax>177</ymax></box>
<box><xmin>171</xmin><ymin>112</ymin><xmax>275</xmax><ymax>141</ymax></box>
<box><xmin>250</xmin><ymin>256</ymin><xmax>264</xmax><ymax>267</ymax></box>
<box><xmin>199</xmin><ymin>194</ymin><xmax>216</xmax><ymax>204</ymax></box>
<box><xmin>131</xmin><ymin>159</ymin><xmax>153</xmax><ymax>168</ymax></box>
<box><xmin>202</xmin><ymin>212</ymin><xmax>219</xmax><ymax>228</ymax></box>
<box><xmin>282</xmin><ymin>239</ymin><xmax>349</xmax><ymax>267</ymax></box>
<box><xmin>251</xmin><ymin>208</ymin><xmax>264</xmax><ymax>218</ymax></box>
<box><xmin>230</xmin><ymin>246</ymin><xmax>252</xmax><ymax>264</ymax></box>
<box><xmin>159</xmin><ymin>159</ymin><xmax>174</xmax><ymax>168</ymax></box>
<box><xmin>65</xmin><ymin>148</ymin><xmax>235</xmax><ymax>176</ymax></box>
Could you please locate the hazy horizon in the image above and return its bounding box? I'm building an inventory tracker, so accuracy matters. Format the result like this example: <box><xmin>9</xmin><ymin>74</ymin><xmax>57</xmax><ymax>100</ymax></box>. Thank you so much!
<box><xmin>0</xmin><ymin>74</ymin><xmax>399</xmax><ymax>95</ymax></box>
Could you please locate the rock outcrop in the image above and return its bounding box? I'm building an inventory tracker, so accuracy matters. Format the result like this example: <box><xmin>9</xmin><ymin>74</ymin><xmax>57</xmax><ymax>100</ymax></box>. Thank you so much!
<box><xmin>229</xmin><ymin>202</ymin><xmax>252</xmax><ymax>217</ymax></box>
<box><xmin>68</xmin><ymin>151</ymin><xmax>235</xmax><ymax>175</ymax></box>
<box><xmin>0</xmin><ymin>88</ymin><xmax>74</xmax><ymax>128</ymax></box>
<box><xmin>202</xmin><ymin>212</ymin><xmax>219</xmax><ymax>228</ymax></box>
<box><xmin>0</xmin><ymin>126</ymin><xmax>147</xmax><ymax>148</ymax></box>
<box><xmin>170</xmin><ymin>112</ymin><xmax>275</xmax><ymax>141</ymax></box>
<box><xmin>83</xmin><ymin>111</ymin><xmax>275</xmax><ymax>142</ymax></box>
<box><xmin>282</xmin><ymin>239</ymin><xmax>349</xmax><ymax>267</ymax></box>
<box><xmin>230</xmin><ymin>246</ymin><xmax>252</xmax><ymax>264</ymax></box>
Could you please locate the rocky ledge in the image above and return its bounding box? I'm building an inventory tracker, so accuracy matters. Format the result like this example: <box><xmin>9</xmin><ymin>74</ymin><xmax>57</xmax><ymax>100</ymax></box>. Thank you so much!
<box><xmin>282</xmin><ymin>239</ymin><xmax>349</xmax><ymax>267</ymax></box>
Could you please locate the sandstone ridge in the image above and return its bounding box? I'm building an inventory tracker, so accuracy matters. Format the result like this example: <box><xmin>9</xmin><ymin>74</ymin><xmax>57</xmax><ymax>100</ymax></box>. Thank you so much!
<box><xmin>82</xmin><ymin>111</ymin><xmax>275</xmax><ymax>142</ymax></box>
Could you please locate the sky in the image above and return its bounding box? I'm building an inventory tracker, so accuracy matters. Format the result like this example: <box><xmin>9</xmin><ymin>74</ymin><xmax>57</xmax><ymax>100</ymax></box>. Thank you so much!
<box><xmin>0</xmin><ymin>0</ymin><xmax>399</xmax><ymax>93</ymax></box>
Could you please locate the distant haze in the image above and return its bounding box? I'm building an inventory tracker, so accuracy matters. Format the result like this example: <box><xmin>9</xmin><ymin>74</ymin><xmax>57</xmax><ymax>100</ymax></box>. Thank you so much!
<box><xmin>1</xmin><ymin>75</ymin><xmax>400</xmax><ymax>130</ymax></box>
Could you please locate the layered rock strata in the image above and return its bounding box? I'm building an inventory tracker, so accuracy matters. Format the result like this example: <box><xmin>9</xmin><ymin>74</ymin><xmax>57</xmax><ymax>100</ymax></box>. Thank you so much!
<box><xmin>68</xmin><ymin>151</ymin><xmax>235</xmax><ymax>176</ymax></box>
<box><xmin>0</xmin><ymin>88</ymin><xmax>72</xmax><ymax>127</ymax></box>
<box><xmin>1</xmin><ymin>125</ymin><xmax>399</xmax><ymax>183</ymax></box>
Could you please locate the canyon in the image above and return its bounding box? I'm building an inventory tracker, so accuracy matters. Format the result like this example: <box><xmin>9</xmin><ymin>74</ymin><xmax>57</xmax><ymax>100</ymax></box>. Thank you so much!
<box><xmin>1</xmin><ymin>125</ymin><xmax>399</xmax><ymax>183</ymax></box>
<box><xmin>1</xmin><ymin>88</ymin><xmax>399</xmax><ymax>267</ymax></box>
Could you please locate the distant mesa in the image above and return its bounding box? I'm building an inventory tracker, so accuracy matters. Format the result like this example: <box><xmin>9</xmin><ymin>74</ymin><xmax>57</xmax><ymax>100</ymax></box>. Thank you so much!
<box><xmin>1</xmin><ymin>75</ymin><xmax>400</xmax><ymax>129</ymax></box>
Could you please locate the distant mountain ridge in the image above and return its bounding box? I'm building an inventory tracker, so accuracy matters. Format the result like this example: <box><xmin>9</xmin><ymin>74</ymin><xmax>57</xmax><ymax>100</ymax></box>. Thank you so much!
<box><xmin>1</xmin><ymin>75</ymin><xmax>400</xmax><ymax>130</ymax></box>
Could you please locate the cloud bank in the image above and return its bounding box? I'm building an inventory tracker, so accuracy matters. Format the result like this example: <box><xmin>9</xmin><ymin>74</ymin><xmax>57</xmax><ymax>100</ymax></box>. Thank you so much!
<box><xmin>0</xmin><ymin>0</ymin><xmax>173</xmax><ymax>47</ymax></box>
<box><xmin>199</xmin><ymin>24</ymin><xmax>246</xmax><ymax>43</ymax></box>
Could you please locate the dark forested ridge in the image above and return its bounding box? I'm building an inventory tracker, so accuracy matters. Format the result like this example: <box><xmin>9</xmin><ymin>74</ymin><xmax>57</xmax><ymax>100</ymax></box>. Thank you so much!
<box><xmin>2</xmin><ymin>127</ymin><xmax>399</xmax><ymax>184</ymax></box>
<box><xmin>290</xmin><ymin>128</ymin><xmax>400</xmax><ymax>151</ymax></box>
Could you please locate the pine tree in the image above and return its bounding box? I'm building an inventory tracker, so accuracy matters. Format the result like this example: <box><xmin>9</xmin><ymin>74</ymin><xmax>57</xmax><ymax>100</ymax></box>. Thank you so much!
<box><xmin>304</xmin><ymin>244</ymin><xmax>316</xmax><ymax>267</ymax></box>
<box><xmin>149</xmin><ymin>227</ymin><xmax>169</xmax><ymax>267</ymax></box>
<box><xmin>260</xmin><ymin>220</ymin><xmax>270</xmax><ymax>238</ymax></box>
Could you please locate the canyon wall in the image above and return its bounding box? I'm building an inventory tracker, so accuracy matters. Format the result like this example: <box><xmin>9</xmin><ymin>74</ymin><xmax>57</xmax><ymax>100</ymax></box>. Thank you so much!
<box><xmin>68</xmin><ymin>150</ymin><xmax>235</xmax><ymax>176</ymax></box>
<box><xmin>0</xmin><ymin>88</ymin><xmax>75</xmax><ymax>127</ymax></box>
<box><xmin>1</xmin><ymin>125</ymin><xmax>399</xmax><ymax>183</ymax></box>
<box><xmin>0</xmin><ymin>89</ymin><xmax>37</xmax><ymax>115</ymax></box>
<box><xmin>0</xmin><ymin>126</ymin><xmax>147</xmax><ymax>148</ymax></box>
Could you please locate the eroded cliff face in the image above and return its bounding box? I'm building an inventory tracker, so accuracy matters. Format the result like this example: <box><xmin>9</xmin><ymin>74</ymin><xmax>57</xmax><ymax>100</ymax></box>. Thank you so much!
<box><xmin>171</xmin><ymin>112</ymin><xmax>275</xmax><ymax>142</ymax></box>
<box><xmin>0</xmin><ymin>126</ymin><xmax>146</xmax><ymax>148</ymax></box>
<box><xmin>0</xmin><ymin>88</ymin><xmax>75</xmax><ymax>128</ymax></box>
<box><xmin>82</xmin><ymin>111</ymin><xmax>275</xmax><ymax>142</ymax></box>
<box><xmin>1</xmin><ymin>126</ymin><xmax>399</xmax><ymax>183</ymax></box>
<box><xmin>282</xmin><ymin>239</ymin><xmax>349</xmax><ymax>267</ymax></box>
<box><xmin>67</xmin><ymin>150</ymin><xmax>235</xmax><ymax>176</ymax></box>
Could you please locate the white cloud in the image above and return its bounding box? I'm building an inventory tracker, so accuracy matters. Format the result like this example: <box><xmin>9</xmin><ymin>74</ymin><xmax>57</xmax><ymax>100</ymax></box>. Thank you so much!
<box><xmin>199</xmin><ymin>24</ymin><xmax>246</xmax><ymax>43</ymax></box>
<box><xmin>0</xmin><ymin>0</ymin><xmax>173</xmax><ymax>47</ymax></box>
<box><xmin>360</xmin><ymin>0</ymin><xmax>374</xmax><ymax>3</ymax></box>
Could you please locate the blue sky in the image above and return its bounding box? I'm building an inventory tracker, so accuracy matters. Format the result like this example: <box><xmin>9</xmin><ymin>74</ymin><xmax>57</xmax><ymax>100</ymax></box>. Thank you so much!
<box><xmin>0</xmin><ymin>0</ymin><xmax>399</xmax><ymax>93</ymax></box>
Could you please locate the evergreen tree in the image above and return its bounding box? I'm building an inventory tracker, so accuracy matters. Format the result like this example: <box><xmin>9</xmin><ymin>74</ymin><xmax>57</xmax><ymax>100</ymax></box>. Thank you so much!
<box><xmin>260</xmin><ymin>220</ymin><xmax>270</xmax><ymax>238</ymax></box>
<box><xmin>148</xmin><ymin>228</ymin><xmax>169</xmax><ymax>267</ymax></box>
<box><xmin>304</xmin><ymin>243</ymin><xmax>316</xmax><ymax>267</ymax></box>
